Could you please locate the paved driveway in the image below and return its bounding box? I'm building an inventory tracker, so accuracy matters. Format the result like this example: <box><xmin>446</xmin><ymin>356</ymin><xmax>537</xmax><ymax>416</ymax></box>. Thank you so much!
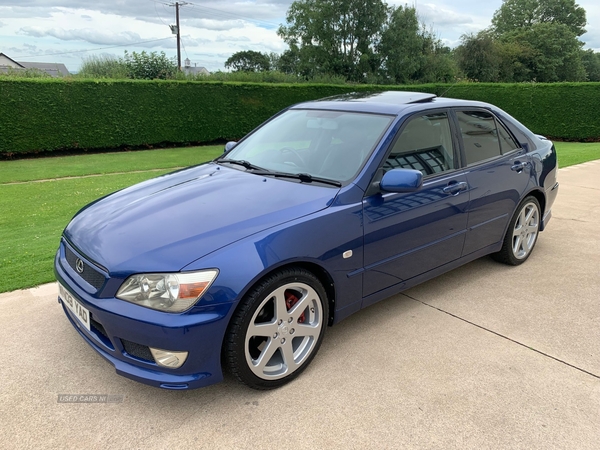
<box><xmin>1</xmin><ymin>161</ymin><xmax>599</xmax><ymax>449</ymax></box>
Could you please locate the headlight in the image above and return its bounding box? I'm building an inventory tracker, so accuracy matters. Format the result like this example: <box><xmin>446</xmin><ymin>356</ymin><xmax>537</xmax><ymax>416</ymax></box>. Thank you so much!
<box><xmin>116</xmin><ymin>270</ymin><xmax>218</xmax><ymax>313</ymax></box>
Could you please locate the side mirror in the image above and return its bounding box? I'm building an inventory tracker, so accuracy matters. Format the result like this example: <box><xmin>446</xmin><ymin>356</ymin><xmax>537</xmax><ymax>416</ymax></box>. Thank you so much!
<box><xmin>224</xmin><ymin>141</ymin><xmax>237</xmax><ymax>153</ymax></box>
<box><xmin>380</xmin><ymin>168</ymin><xmax>423</xmax><ymax>193</ymax></box>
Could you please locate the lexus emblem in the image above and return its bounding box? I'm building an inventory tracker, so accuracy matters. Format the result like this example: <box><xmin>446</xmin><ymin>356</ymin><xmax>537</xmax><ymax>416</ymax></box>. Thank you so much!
<box><xmin>75</xmin><ymin>258</ymin><xmax>84</xmax><ymax>274</ymax></box>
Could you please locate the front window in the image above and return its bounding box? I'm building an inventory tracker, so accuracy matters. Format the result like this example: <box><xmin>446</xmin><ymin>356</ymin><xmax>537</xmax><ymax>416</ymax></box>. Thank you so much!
<box><xmin>385</xmin><ymin>112</ymin><xmax>455</xmax><ymax>176</ymax></box>
<box><xmin>221</xmin><ymin>109</ymin><xmax>394</xmax><ymax>183</ymax></box>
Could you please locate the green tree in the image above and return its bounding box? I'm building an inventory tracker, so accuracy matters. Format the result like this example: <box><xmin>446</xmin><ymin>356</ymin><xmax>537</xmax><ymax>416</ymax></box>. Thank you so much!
<box><xmin>581</xmin><ymin>49</ymin><xmax>600</xmax><ymax>81</ymax></box>
<box><xmin>491</xmin><ymin>0</ymin><xmax>587</xmax><ymax>36</ymax></box>
<box><xmin>123</xmin><ymin>51</ymin><xmax>176</xmax><ymax>80</ymax></box>
<box><xmin>487</xmin><ymin>0</ymin><xmax>587</xmax><ymax>82</ymax></box>
<box><xmin>455</xmin><ymin>32</ymin><xmax>502</xmax><ymax>82</ymax></box>
<box><xmin>504</xmin><ymin>22</ymin><xmax>586</xmax><ymax>81</ymax></box>
<box><xmin>418</xmin><ymin>39</ymin><xmax>458</xmax><ymax>83</ymax></box>
<box><xmin>378</xmin><ymin>6</ymin><xmax>424</xmax><ymax>83</ymax></box>
<box><xmin>224</xmin><ymin>50</ymin><xmax>271</xmax><ymax>72</ymax></box>
<box><xmin>278</xmin><ymin>0</ymin><xmax>388</xmax><ymax>81</ymax></box>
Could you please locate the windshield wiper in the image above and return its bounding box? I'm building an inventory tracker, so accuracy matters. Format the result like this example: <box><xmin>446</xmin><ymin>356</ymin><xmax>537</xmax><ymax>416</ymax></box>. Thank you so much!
<box><xmin>218</xmin><ymin>159</ymin><xmax>341</xmax><ymax>187</ymax></box>
<box><xmin>218</xmin><ymin>159</ymin><xmax>266</xmax><ymax>172</ymax></box>
<box><xmin>253</xmin><ymin>171</ymin><xmax>342</xmax><ymax>187</ymax></box>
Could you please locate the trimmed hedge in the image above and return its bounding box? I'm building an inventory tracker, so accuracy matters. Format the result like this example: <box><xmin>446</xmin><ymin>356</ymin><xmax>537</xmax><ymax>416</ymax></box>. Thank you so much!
<box><xmin>1</xmin><ymin>79</ymin><xmax>599</xmax><ymax>155</ymax></box>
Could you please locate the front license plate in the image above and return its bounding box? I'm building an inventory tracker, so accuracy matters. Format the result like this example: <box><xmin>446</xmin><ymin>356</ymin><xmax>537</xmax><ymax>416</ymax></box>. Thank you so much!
<box><xmin>59</xmin><ymin>283</ymin><xmax>91</xmax><ymax>331</ymax></box>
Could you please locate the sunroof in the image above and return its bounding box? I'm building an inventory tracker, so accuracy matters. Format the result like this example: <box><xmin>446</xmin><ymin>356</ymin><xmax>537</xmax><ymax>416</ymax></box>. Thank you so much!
<box><xmin>318</xmin><ymin>91</ymin><xmax>437</xmax><ymax>105</ymax></box>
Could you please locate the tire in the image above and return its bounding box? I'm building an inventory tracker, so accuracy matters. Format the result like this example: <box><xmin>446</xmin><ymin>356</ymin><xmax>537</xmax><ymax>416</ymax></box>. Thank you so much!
<box><xmin>492</xmin><ymin>196</ymin><xmax>541</xmax><ymax>266</ymax></box>
<box><xmin>224</xmin><ymin>268</ymin><xmax>328</xmax><ymax>390</ymax></box>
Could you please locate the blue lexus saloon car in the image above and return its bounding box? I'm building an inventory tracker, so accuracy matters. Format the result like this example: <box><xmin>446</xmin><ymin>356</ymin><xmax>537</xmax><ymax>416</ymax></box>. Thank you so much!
<box><xmin>55</xmin><ymin>91</ymin><xmax>559</xmax><ymax>390</ymax></box>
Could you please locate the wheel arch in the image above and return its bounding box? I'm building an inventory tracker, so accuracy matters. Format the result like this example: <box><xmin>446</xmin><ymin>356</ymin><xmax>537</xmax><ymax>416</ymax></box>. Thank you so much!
<box><xmin>287</xmin><ymin>261</ymin><xmax>336</xmax><ymax>326</ymax></box>
<box><xmin>525</xmin><ymin>188</ymin><xmax>546</xmax><ymax>229</ymax></box>
<box><xmin>227</xmin><ymin>260</ymin><xmax>337</xmax><ymax>330</ymax></box>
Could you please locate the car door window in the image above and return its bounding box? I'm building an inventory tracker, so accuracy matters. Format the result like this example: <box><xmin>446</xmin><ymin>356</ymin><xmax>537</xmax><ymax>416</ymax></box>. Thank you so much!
<box><xmin>384</xmin><ymin>112</ymin><xmax>454</xmax><ymax>176</ymax></box>
<box><xmin>456</xmin><ymin>110</ymin><xmax>504</xmax><ymax>165</ymax></box>
<box><xmin>497</xmin><ymin>120</ymin><xmax>520</xmax><ymax>154</ymax></box>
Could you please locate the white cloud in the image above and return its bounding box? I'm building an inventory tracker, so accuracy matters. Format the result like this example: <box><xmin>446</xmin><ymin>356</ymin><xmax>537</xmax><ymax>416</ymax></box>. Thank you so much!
<box><xmin>187</xmin><ymin>18</ymin><xmax>247</xmax><ymax>32</ymax></box>
<box><xmin>1</xmin><ymin>1</ymin><xmax>599</xmax><ymax>73</ymax></box>
<box><xmin>19</xmin><ymin>26</ymin><xmax>146</xmax><ymax>46</ymax></box>
<box><xmin>418</xmin><ymin>3</ymin><xmax>474</xmax><ymax>27</ymax></box>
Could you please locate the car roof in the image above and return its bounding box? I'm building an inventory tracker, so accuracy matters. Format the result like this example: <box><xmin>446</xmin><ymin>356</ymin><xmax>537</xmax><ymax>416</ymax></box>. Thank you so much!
<box><xmin>290</xmin><ymin>91</ymin><xmax>491</xmax><ymax>115</ymax></box>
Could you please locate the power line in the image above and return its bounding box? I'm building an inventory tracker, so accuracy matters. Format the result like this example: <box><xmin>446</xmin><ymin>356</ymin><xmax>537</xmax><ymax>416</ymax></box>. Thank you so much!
<box><xmin>185</xmin><ymin>2</ymin><xmax>281</xmax><ymax>28</ymax></box>
<box><xmin>153</xmin><ymin>0</ymin><xmax>171</xmax><ymax>28</ymax></box>
<box><xmin>145</xmin><ymin>0</ymin><xmax>171</xmax><ymax>6</ymax></box>
<box><xmin>13</xmin><ymin>37</ymin><xmax>175</xmax><ymax>59</ymax></box>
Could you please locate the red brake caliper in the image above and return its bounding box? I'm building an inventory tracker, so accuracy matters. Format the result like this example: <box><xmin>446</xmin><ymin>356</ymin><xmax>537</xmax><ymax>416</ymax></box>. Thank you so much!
<box><xmin>284</xmin><ymin>290</ymin><xmax>306</xmax><ymax>323</ymax></box>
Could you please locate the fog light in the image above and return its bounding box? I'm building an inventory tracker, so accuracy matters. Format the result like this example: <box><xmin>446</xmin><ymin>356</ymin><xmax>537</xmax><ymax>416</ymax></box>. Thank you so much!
<box><xmin>149</xmin><ymin>348</ymin><xmax>188</xmax><ymax>369</ymax></box>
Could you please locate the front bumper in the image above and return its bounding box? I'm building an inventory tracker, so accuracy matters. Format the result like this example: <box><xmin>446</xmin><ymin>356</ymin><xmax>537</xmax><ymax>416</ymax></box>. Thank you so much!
<box><xmin>54</xmin><ymin>243</ymin><xmax>235</xmax><ymax>390</ymax></box>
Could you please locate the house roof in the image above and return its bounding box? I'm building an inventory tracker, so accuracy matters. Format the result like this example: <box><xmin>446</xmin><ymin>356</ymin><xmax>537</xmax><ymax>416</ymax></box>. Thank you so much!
<box><xmin>183</xmin><ymin>66</ymin><xmax>210</xmax><ymax>75</ymax></box>
<box><xmin>0</xmin><ymin>52</ymin><xmax>25</xmax><ymax>69</ymax></box>
<box><xmin>0</xmin><ymin>52</ymin><xmax>70</xmax><ymax>77</ymax></box>
<box><xmin>18</xmin><ymin>61</ymin><xmax>70</xmax><ymax>77</ymax></box>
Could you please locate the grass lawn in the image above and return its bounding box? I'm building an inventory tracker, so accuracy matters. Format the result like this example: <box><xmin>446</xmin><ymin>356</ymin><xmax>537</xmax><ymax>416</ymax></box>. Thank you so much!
<box><xmin>0</xmin><ymin>145</ymin><xmax>223</xmax><ymax>184</ymax></box>
<box><xmin>0</xmin><ymin>142</ymin><xmax>598</xmax><ymax>293</ymax></box>
<box><xmin>554</xmin><ymin>142</ymin><xmax>600</xmax><ymax>168</ymax></box>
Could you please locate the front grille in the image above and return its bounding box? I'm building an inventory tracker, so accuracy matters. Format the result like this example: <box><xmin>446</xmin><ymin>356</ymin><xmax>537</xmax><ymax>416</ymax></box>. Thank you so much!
<box><xmin>121</xmin><ymin>339</ymin><xmax>155</xmax><ymax>363</ymax></box>
<box><xmin>65</xmin><ymin>245</ymin><xmax>106</xmax><ymax>290</ymax></box>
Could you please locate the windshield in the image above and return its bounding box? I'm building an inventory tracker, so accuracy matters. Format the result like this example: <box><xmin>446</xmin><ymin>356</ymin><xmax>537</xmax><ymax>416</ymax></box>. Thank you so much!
<box><xmin>221</xmin><ymin>109</ymin><xmax>394</xmax><ymax>183</ymax></box>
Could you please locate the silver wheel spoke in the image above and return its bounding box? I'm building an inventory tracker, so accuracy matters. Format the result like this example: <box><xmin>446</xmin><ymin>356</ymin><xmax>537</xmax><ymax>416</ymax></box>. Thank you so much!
<box><xmin>513</xmin><ymin>235</ymin><xmax>523</xmax><ymax>255</ymax></box>
<box><xmin>280</xmin><ymin>340</ymin><xmax>297</xmax><ymax>370</ymax></box>
<box><xmin>272</xmin><ymin>287</ymin><xmax>289</xmax><ymax>320</ymax></box>
<box><xmin>253</xmin><ymin>338</ymin><xmax>278</xmax><ymax>371</ymax></box>
<box><xmin>294</xmin><ymin>322</ymin><xmax>319</xmax><ymax>337</ymax></box>
<box><xmin>288</xmin><ymin>288</ymin><xmax>316</xmax><ymax>321</ymax></box>
<box><xmin>248</xmin><ymin>321</ymin><xmax>278</xmax><ymax>337</ymax></box>
<box><xmin>526</xmin><ymin>224</ymin><xmax>538</xmax><ymax>234</ymax></box>
<box><xmin>524</xmin><ymin>207</ymin><xmax>535</xmax><ymax>223</ymax></box>
<box><xmin>511</xmin><ymin>201</ymin><xmax>539</xmax><ymax>260</ymax></box>
<box><xmin>244</xmin><ymin>280</ymin><xmax>324</xmax><ymax>381</ymax></box>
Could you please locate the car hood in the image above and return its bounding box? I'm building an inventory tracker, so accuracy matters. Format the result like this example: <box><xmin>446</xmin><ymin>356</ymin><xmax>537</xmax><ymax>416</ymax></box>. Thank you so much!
<box><xmin>64</xmin><ymin>163</ymin><xmax>338</xmax><ymax>274</ymax></box>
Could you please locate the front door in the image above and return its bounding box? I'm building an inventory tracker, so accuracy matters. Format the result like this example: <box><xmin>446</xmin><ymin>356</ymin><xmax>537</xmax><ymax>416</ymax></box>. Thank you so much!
<box><xmin>362</xmin><ymin>111</ymin><xmax>469</xmax><ymax>298</ymax></box>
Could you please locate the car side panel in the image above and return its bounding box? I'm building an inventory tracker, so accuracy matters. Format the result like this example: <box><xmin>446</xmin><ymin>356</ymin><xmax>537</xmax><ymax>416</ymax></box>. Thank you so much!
<box><xmin>361</xmin><ymin>171</ymin><xmax>469</xmax><ymax>299</ymax></box>
<box><xmin>462</xmin><ymin>150</ymin><xmax>534</xmax><ymax>255</ymax></box>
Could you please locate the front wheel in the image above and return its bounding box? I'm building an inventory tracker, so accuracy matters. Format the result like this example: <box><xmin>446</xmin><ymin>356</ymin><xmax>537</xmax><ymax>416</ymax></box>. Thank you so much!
<box><xmin>492</xmin><ymin>196</ymin><xmax>541</xmax><ymax>265</ymax></box>
<box><xmin>224</xmin><ymin>268</ymin><xmax>328</xmax><ymax>390</ymax></box>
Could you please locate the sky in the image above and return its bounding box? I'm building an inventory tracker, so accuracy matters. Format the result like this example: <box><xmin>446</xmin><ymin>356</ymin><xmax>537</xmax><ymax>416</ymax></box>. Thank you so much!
<box><xmin>1</xmin><ymin>0</ymin><xmax>599</xmax><ymax>73</ymax></box>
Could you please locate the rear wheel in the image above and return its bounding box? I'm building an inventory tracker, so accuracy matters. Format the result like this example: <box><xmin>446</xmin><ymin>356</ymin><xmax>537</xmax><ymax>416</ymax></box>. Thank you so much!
<box><xmin>492</xmin><ymin>196</ymin><xmax>541</xmax><ymax>265</ymax></box>
<box><xmin>224</xmin><ymin>268</ymin><xmax>328</xmax><ymax>389</ymax></box>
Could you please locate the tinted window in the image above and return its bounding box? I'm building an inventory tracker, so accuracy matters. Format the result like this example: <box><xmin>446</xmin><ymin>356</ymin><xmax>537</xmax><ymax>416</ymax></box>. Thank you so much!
<box><xmin>497</xmin><ymin>120</ymin><xmax>520</xmax><ymax>154</ymax></box>
<box><xmin>384</xmin><ymin>112</ymin><xmax>454</xmax><ymax>176</ymax></box>
<box><xmin>456</xmin><ymin>110</ymin><xmax>502</xmax><ymax>165</ymax></box>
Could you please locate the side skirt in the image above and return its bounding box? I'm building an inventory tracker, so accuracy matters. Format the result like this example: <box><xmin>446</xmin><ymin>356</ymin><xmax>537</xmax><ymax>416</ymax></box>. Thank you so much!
<box><xmin>359</xmin><ymin>242</ymin><xmax>502</xmax><ymax>311</ymax></box>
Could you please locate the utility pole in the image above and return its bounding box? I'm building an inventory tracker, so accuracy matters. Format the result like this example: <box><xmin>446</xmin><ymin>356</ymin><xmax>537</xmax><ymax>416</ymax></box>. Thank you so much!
<box><xmin>169</xmin><ymin>2</ymin><xmax>189</xmax><ymax>70</ymax></box>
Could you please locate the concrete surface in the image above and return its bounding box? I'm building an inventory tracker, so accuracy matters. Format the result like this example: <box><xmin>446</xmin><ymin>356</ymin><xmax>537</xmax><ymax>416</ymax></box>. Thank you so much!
<box><xmin>1</xmin><ymin>161</ymin><xmax>599</xmax><ymax>449</ymax></box>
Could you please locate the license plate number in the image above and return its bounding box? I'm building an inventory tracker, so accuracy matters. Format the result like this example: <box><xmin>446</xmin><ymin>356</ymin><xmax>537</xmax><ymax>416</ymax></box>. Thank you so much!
<box><xmin>59</xmin><ymin>283</ymin><xmax>91</xmax><ymax>331</ymax></box>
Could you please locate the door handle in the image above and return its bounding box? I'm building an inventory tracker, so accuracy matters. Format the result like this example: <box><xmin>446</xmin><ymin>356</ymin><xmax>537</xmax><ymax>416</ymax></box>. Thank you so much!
<box><xmin>442</xmin><ymin>181</ymin><xmax>467</xmax><ymax>196</ymax></box>
<box><xmin>511</xmin><ymin>161</ymin><xmax>529</xmax><ymax>173</ymax></box>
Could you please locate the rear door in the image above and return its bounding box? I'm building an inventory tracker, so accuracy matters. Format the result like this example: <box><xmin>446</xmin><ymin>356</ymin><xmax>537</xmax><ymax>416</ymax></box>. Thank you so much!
<box><xmin>362</xmin><ymin>110</ymin><xmax>469</xmax><ymax>298</ymax></box>
<box><xmin>453</xmin><ymin>109</ymin><xmax>532</xmax><ymax>255</ymax></box>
